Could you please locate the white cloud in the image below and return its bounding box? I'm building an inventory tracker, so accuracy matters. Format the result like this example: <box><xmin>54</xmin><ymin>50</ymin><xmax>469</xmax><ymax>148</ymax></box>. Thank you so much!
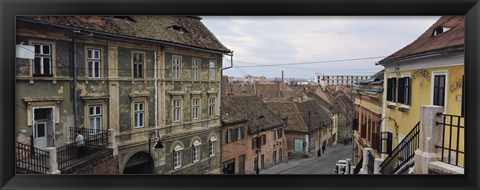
<box><xmin>203</xmin><ymin>16</ymin><xmax>440</xmax><ymax>78</ymax></box>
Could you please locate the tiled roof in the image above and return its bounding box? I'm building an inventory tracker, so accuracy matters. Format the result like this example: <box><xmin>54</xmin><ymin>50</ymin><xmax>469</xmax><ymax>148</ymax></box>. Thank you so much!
<box><xmin>18</xmin><ymin>16</ymin><xmax>231</xmax><ymax>53</ymax></box>
<box><xmin>295</xmin><ymin>100</ymin><xmax>333</xmax><ymax>131</ymax></box>
<box><xmin>222</xmin><ymin>95</ymin><xmax>285</xmax><ymax>133</ymax></box>
<box><xmin>379</xmin><ymin>16</ymin><xmax>464</xmax><ymax>65</ymax></box>
<box><xmin>264</xmin><ymin>101</ymin><xmax>308</xmax><ymax>133</ymax></box>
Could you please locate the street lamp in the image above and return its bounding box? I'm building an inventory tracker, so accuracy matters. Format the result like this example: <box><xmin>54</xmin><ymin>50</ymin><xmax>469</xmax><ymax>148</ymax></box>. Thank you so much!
<box><xmin>250</xmin><ymin>115</ymin><xmax>264</xmax><ymax>175</ymax></box>
<box><xmin>148</xmin><ymin>130</ymin><xmax>164</xmax><ymax>174</ymax></box>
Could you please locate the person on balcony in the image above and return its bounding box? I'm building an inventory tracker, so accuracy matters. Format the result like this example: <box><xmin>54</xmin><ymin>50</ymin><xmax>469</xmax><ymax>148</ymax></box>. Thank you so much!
<box><xmin>75</xmin><ymin>130</ymin><xmax>85</xmax><ymax>158</ymax></box>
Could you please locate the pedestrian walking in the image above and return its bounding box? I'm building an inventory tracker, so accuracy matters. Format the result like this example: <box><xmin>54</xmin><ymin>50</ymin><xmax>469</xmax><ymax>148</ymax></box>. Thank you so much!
<box><xmin>322</xmin><ymin>143</ymin><xmax>326</xmax><ymax>154</ymax></box>
<box><xmin>75</xmin><ymin>130</ymin><xmax>85</xmax><ymax>158</ymax></box>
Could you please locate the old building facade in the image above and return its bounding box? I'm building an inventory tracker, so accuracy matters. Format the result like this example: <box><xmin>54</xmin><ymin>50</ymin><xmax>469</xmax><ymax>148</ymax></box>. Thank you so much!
<box><xmin>15</xmin><ymin>16</ymin><xmax>232</xmax><ymax>174</ymax></box>
<box><xmin>352</xmin><ymin>70</ymin><xmax>384</xmax><ymax>169</ymax></box>
<box><xmin>222</xmin><ymin>95</ymin><xmax>287</xmax><ymax>174</ymax></box>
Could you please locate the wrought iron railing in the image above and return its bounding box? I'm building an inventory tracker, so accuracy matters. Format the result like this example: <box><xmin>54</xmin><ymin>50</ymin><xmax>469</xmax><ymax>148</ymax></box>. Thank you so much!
<box><xmin>16</xmin><ymin>142</ymin><xmax>49</xmax><ymax>174</ymax></box>
<box><xmin>379</xmin><ymin>121</ymin><xmax>420</xmax><ymax>174</ymax></box>
<box><xmin>70</xmin><ymin>127</ymin><xmax>108</xmax><ymax>142</ymax></box>
<box><xmin>435</xmin><ymin>113</ymin><xmax>464</xmax><ymax>167</ymax></box>
<box><xmin>58</xmin><ymin>128</ymin><xmax>109</xmax><ymax>170</ymax></box>
<box><xmin>353</xmin><ymin>157</ymin><xmax>363</xmax><ymax>174</ymax></box>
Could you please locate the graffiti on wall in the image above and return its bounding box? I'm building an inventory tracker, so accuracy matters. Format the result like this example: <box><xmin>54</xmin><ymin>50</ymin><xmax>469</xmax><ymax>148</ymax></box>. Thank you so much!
<box><xmin>411</xmin><ymin>69</ymin><xmax>430</xmax><ymax>80</ymax></box>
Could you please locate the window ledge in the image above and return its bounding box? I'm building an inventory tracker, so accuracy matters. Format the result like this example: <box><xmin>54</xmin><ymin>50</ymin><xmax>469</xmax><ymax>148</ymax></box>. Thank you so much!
<box><xmin>387</xmin><ymin>102</ymin><xmax>396</xmax><ymax>109</ymax></box>
<box><xmin>398</xmin><ymin>104</ymin><xmax>410</xmax><ymax>112</ymax></box>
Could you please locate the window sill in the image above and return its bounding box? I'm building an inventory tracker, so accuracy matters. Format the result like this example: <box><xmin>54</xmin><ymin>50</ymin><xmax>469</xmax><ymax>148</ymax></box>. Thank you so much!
<box><xmin>398</xmin><ymin>104</ymin><xmax>410</xmax><ymax>112</ymax></box>
<box><xmin>387</xmin><ymin>102</ymin><xmax>396</xmax><ymax>109</ymax></box>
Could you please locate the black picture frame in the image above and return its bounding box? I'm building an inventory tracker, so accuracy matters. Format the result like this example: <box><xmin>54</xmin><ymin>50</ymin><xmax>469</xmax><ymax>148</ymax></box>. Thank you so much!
<box><xmin>1</xmin><ymin>0</ymin><xmax>479</xmax><ymax>190</ymax></box>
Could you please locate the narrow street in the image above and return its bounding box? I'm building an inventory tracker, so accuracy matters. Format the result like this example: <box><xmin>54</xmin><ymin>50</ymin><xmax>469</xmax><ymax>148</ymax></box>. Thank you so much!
<box><xmin>261</xmin><ymin>143</ymin><xmax>353</xmax><ymax>174</ymax></box>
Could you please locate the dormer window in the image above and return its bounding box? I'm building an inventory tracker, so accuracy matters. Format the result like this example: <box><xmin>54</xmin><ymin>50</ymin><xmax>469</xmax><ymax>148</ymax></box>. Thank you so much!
<box><xmin>168</xmin><ymin>25</ymin><xmax>189</xmax><ymax>34</ymax></box>
<box><xmin>433</xmin><ymin>26</ymin><xmax>452</xmax><ymax>36</ymax></box>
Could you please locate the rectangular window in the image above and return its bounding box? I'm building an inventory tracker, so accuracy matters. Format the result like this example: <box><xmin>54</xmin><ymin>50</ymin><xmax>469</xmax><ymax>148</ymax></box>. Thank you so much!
<box><xmin>173</xmin><ymin>150</ymin><xmax>181</xmax><ymax>169</ymax></box>
<box><xmin>397</xmin><ymin>77</ymin><xmax>411</xmax><ymax>105</ymax></box>
<box><xmin>209</xmin><ymin>61</ymin><xmax>216</xmax><ymax>81</ymax></box>
<box><xmin>192</xmin><ymin>145</ymin><xmax>200</xmax><ymax>162</ymax></box>
<box><xmin>210</xmin><ymin>140</ymin><xmax>216</xmax><ymax>157</ymax></box>
<box><xmin>192</xmin><ymin>98</ymin><xmax>199</xmax><ymax>120</ymax></box>
<box><xmin>173</xmin><ymin>100</ymin><xmax>181</xmax><ymax>122</ymax></box>
<box><xmin>260</xmin><ymin>154</ymin><xmax>265</xmax><ymax>169</ymax></box>
<box><xmin>387</xmin><ymin>77</ymin><xmax>397</xmax><ymax>102</ymax></box>
<box><xmin>237</xmin><ymin>128</ymin><xmax>243</xmax><ymax>140</ymax></box>
<box><xmin>227</xmin><ymin>129</ymin><xmax>233</xmax><ymax>143</ymax></box>
<box><xmin>173</xmin><ymin>57</ymin><xmax>181</xmax><ymax>79</ymax></box>
<box><xmin>88</xmin><ymin>105</ymin><xmax>102</xmax><ymax>131</ymax></box>
<box><xmin>208</xmin><ymin>97</ymin><xmax>215</xmax><ymax>116</ymax></box>
<box><xmin>33</xmin><ymin>43</ymin><xmax>52</xmax><ymax>76</ymax></box>
<box><xmin>134</xmin><ymin>102</ymin><xmax>144</xmax><ymax>128</ymax></box>
<box><xmin>192</xmin><ymin>59</ymin><xmax>199</xmax><ymax>80</ymax></box>
<box><xmin>433</xmin><ymin>75</ymin><xmax>446</xmax><ymax>107</ymax></box>
<box><xmin>133</xmin><ymin>53</ymin><xmax>144</xmax><ymax>78</ymax></box>
<box><xmin>87</xmin><ymin>49</ymin><xmax>101</xmax><ymax>78</ymax></box>
<box><xmin>252</xmin><ymin>137</ymin><xmax>258</xmax><ymax>150</ymax></box>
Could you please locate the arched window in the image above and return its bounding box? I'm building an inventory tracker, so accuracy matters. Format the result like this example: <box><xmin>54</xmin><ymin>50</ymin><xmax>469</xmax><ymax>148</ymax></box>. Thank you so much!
<box><xmin>173</xmin><ymin>144</ymin><xmax>183</xmax><ymax>169</ymax></box>
<box><xmin>192</xmin><ymin>140</ymin><xmax>201</xmax><ymax>162</ymax></box>
<box><xmin>209</xmin><ymin>136</ymin><xmax>217</xmax><ymax>157</ymax></box>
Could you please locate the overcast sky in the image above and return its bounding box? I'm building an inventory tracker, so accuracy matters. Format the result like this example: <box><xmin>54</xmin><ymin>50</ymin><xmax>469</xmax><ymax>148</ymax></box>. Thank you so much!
<box><xmin>202</xmin><ymin>16</ymin><xmax>440</xmax><ymax>80</ymax></box>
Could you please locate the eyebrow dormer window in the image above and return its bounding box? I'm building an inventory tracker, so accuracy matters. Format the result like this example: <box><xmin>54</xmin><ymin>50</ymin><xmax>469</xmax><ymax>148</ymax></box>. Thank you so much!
<box><xmin>168</xmin><ymin>25</ymin><xmax>189</xmax><ymax>34</ymax></box>
<box><xmin>433</xmin><ymin>27</ymin><xmax>452</xmax><ymax>36</ymax></box>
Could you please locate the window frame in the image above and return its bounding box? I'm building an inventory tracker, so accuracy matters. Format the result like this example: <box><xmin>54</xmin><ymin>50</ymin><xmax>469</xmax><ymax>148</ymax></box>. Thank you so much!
<box><xmin>209</xmin><ymin>137</ymin><xmax>217</xmax><ymax>157</ymax></box>
<box><xmin>431</xmin><ymin>70</ymin><xmax>448</xmax><ymax>111</ymax></box>
<box><xmin>192</xmin><ymin>98</ymin><xmax>200</xmax><ymax>120</ymax></box>
<box><xmin>173</xmin><ymin>150</ymin><xmax>182</xmax><ymax>169</ymax></box>
<box><xmin>133</xmin><ymin>102</ymin><xmax>145</xmax><ymax>128</ymax></box>
<box><xmin>397</xmin><ymin>74</ymin><xmax>411</xmax><ymax>107</ymax></box>
<box><xmin>173</xmin><ymin>99</ymin><xmax>182</xmax><ymax>122</ymax></box>
<box><xmin>88</xmin><ymin>105</ymin><xmax>102</xmax><ymax>131</ymax></box>
<box><xmin>86</xmin><ymin>48</ymin><xmax>102</xmax><ymax>78</ymax></box>
<box><xmin>32</xmin><ymin>43</ymin><xmax>53</xmax><ymax>77</ymax></box>
<box><xmin>208</xmin><ymin>97</ymin><xmax>216</xmax><ymax>117</ymax></box>
<box><xmin>192</xmin><ymin>58</ymin><xmax>200</xmax><ymax>80</ymax></box>
<box><xmin>209</xmin><ymin>61</ymin><xmax>216</xmax><ymax>81</ymax></box>
<box><xmin>132</xmin><ymin>51</ymin><xmax>145</xmax><ymax>79</ymax></box>
<box><xmin>386</xmin><ymin>75</ymin><xmax>397</xmax><ymax>105</ymax></box>
<box><xmin>172</xmin><ymin>55</ymin><xmax>182</xmax><ymax>79</ymax></box>
<box><xmin>192</xmin><ymin>141</ymin><xmax>201</xmax><ymax>163</ymax></box>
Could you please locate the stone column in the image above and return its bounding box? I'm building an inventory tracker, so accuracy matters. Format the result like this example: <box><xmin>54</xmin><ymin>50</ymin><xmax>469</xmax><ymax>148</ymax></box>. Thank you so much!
<box><xmin>414</xmin><ymin>105</ymin><xmax>443</xmax><ymax>174</ymax></box>
<box><xmin>46</xmin><ymin>147</ymin><xmax>60</xmax><ymax>174</ymax></box>
<box><xmin>345</xmin><ymin>158</ymin><xmax>352</xmax><ymax>174</ymax></box>
<box><xmin>108</xmin><ymin>129</ymin><xmax>118</xmax><ymax>156</ymax></box>
<box><xmin>359</xmin><ymin>148</ymin><xmax>372</xmax><ymax>174</ymax></box>
<box><xmin>374</xmin><ymin>158</ymin><xmax>384</xmax><ymax>174</ymax></box>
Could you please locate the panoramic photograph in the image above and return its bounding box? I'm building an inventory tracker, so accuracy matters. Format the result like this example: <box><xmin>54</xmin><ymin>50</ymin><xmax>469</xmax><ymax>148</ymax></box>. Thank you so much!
<box><xmin>14</xmin><ymin>16</ymin><xmax>464</xmax><ymax>175</ymax></box>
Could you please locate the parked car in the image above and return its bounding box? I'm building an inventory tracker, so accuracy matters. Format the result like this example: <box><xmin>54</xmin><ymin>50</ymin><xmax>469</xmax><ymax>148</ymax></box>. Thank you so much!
<box><xmin>333</xmin><ymin>160</ymin><xmax>347</xmax><ymax>174</ymax></box>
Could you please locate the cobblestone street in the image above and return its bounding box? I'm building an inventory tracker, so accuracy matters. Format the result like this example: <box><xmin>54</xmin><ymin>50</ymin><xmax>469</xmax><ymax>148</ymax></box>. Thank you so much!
<box><xmin>261</xmin><ymin>143</ymin><xmax>353</xmax><ymax>174</ymax></box>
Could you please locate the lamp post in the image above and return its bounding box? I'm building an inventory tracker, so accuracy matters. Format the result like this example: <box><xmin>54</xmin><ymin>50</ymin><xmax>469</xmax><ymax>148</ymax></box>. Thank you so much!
<box><xmin>148</xmin><ymin>131</ymin><xmax>164</xmax><ymax>174</ymax></box>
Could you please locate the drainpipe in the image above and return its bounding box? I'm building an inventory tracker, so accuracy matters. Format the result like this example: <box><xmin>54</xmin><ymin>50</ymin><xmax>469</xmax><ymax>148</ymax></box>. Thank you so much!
<box><xmin>154</xmin><ymin>49</ymin><xmax>158</xmax><ymax>131</ymax></box>
<box><xmin>219</xmin><ymin>52</ymin><xmax>234</xmax><ymax>173</ymax></box>
<box><xmin>73</xmin><ymin>30</ymin><xmax>79</xmax><ymax>130</ymax></box>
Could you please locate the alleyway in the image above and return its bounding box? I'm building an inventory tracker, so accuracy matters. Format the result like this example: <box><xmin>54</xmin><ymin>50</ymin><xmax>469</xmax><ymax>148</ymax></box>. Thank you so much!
<box><xmin>261</xmin><ymin>143</ymin><xmax>353</xmax><ymax>174</ymax></box>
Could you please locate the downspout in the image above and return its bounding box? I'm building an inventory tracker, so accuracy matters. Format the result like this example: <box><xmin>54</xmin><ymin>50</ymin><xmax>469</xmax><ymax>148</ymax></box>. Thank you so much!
<box><xmin>154</xmin><ymin>49</ymin><xmax>158</xmax><ymax>132</ymax></box>
<box><xmin>219</xmin><ymin>51</ymin><xmax>233</xmax><ymax>172</ymax></box>
<box><xmin>73</xmin><ymin>30</ymin><xmax>79</xmax><ymax>130</ymax></box>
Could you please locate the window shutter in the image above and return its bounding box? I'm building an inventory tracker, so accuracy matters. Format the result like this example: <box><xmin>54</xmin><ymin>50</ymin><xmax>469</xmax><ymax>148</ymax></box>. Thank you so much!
<box><xmin>352</xmin><ymin>118</ymin><xmax>358</xmax><ymax>130</ymax></box>
<box><xmin>397</xmin><ymin>78</ymin><xmax>404</xmax><ymax>104</ymax></box>
<box><xmin>387</xmin><ymin>132</ymin><xmax>393</xmax><ymax>156</ymax></box>
<box><xmin>406</xmin><ymin>77</ymin><xmax>411</xmax><ymax>105</ymax></box>
<box><xmin>387</xmin><ymin>78</ymin><xmax>392</xmax><ymax>101</ymax></box>
<box><xmin>392</xmin><ymin>78</ymin><xmax>397</xmax><ymax>102</ymax></box>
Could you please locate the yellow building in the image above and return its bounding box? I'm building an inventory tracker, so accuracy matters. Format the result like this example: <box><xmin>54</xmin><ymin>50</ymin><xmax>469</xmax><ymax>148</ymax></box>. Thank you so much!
<box><xmin>352</xmin><ymin>70</ymin><xmax>384</xmax><ymax>169</ymax></box>
<box><xmin>378</xmin><ymin>16</ymin><xmax>464</xmax><ymax>169</ymax></box>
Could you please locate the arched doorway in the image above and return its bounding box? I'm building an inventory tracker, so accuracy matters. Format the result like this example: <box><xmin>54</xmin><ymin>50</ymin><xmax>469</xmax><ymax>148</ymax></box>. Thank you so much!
<box><xmin>123</xmin><ymin>152</ymin><xmax>154</xmax><ymax>174</ymax></box>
